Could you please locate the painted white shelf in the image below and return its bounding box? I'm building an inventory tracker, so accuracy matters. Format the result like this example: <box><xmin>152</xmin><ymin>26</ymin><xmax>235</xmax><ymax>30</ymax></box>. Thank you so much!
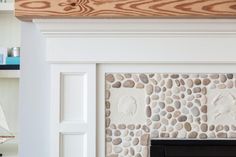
<box><xmin>0</xmin><ymin>142</ymin><xmax>18</xmax><ymax>157</ymax></box>
<box><xmin>0</xmin><ymin>2</ymin><xmax>14</xmax><ymax>13</ymax></box>
<box><xmin>0</xmin><ymin>70</ymin><xmax>20</xmax><ymax>78</ymax></box>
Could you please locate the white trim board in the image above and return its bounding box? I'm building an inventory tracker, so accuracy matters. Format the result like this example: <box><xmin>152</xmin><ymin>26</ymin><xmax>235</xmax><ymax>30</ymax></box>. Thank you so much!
<box><xmin>33</xmin><ymin>19</ymin><xmax>236</xmax><ymax>63</ymax></box>
<box><xmin>30</xmin><ymin>19</ymin><xmax>236</xmax><ymax>157</ymax></box>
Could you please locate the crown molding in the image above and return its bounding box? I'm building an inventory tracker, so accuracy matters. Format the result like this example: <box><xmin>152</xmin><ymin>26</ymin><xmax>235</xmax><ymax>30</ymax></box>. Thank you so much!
<box><xmin>34</xmin><ymin>19</ymin><xmax>236</xmax><ymax>38</ymax></box>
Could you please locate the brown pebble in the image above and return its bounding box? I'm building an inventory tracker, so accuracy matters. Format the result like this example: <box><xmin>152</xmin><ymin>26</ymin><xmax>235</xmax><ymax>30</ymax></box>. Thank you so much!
<box><xmin>194</xmin><ymin>79</ymin><xmax>201</xmax><ymax>85</ymax></box>
<box><xmin>106</xmin><ymin>74</ymin><xmax>115</xmax><ymax>83</ymax></box>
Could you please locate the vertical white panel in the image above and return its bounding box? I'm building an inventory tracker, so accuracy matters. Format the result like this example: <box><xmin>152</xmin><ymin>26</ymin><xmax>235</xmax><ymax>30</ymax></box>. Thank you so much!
<box><xmin>60</xmin><ymin>73</ymin><xmax>86</xmax><ymax>123</ymax></box>
<box><xmin>61</xmin><ymin>134</ymin><xmax>87</xmax><ymax>157</ymax></box>
<box><xmin>51</xmin><ymin>64</ymin><xmax>96</xmax><ymax>157</ymax></box>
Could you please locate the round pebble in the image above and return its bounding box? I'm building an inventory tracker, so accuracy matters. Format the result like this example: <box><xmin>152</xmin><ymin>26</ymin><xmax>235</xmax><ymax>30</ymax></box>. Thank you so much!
<box><xmin>139</xmin><ymin>74</ymin><xmax>149</xmax><ymax>84</ymax></box>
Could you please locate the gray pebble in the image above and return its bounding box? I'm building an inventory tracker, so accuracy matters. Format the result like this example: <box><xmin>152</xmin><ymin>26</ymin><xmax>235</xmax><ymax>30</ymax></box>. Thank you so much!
<box><xmin>171</xmin><ymin>131</ymin><xmax>178</xmax><ymax>138</ymax></box>
<box><xmin>174</xmin><ymin>101</ymin><xmax>181</xmax><ymax>109</ymax></box>
<box><xmin>178</xmin><ymin>115</ymin><xmax>187</xmax><ymax>122</ymax></box>
<box><xmin>133</xmin><ymin>138</ymin><xmax>139</xmax><ymax>145</ymax></box>
<box><xmin>201</xmin><ymin>123</ymin><xmax>208</xmax><ymax>132</ymax></box>
<box><xmin>116</xmin><ymin>74</ymin><xmax>124</xmax><ymax>81</ymax></box>
<box><xmin>216</xmin><ymin>125</ymin><xmax>223</xmax><ymax>132</ymax></box>
<box><xmin>140</xmin><ymin>74</ymin><xmax>149</xmax><ymax>84</ymax></box>
<box><xmin>127</xmin><ymin>124</ymin><xmax>135</xmax><ymax>130</ymax></box>
<box><xmin>135</xmin><ymin>153</ymin><xmax>142</xmax><ymax>157</ymax></box>
<box><xmin>166</xmin><ymin>79</ymin><xmax>173</xmax><ymax>89</ymax></box>
<box><xmin>142</xmin><ymin>125</ymin><xmax>150</xmax><ymax>133</ymax></box>
<box><xmin>151</xmin><ymin>130</ymin><xmax>159</xmax><ymax>138</ymax></box>
<box><xmin>175</xmin><ymin>80</ymin><xmax>180</xmax><ymax>87</ymax></box>
<box><xmin>136</xmin><ymin>124</ymin><xmax>141</xmax><ymax>129</ymax></box>
<box><xmin>184</xmin><ymin>122</ymin><xmax>192</xmax><ymax>131</ymax></box>
<box><xmin>187</xmin><ymin>89</ymin><xmax>192</xmax><ymax>95</ymax></box>
<box><xmin>193</xmin><ymin>87</ymin><xmax>201</xmax><ymax>93</ymax></box>
<box><xmin>112</xmin><ymin>138</ymin><xmax>122</xmax><ymax>145</ymax></box>
<box><xmin>199</xmin><ymin>133</ymin><xmax>208</xmax><ymax>139</ymax></box>
<box><xmin>175</xmin><ymin>123</ymin><xmax>183</xmax><ymax>130</ymax></box>
<box><xmin>130</xmin><ymin>147</ymin><xmax>135</xmax><ymax>156</ymax></box>
<box><xmin>146</xmin><ymin>106</ymin><xmax>152</xmax><ymax>118</ymax></box>
<box><xmin>209</xmin><ymin>125</ymin><xmax>215</xmax><ymax>131</ymax></box>
<box><xmin>217</xmin><ymin>132</ymin><xmax>227</xmax><ymax>138</ymax></box>
<box><xmin>166</xmin><ymin>106</ymin><xmax>175</xmax><ymax>112</ymax></box>
<box><xmin>166</xmin><ymin>97</ymin><xmax>173</xmax><ymax>104</ymax></box>
<box><xmin>113</xmin><ymin>146</ymin><xmax>123</xmax><ymax>153</ymax></box>
<box><xmin>202</xmin><ymin>87</ymin><xmax>207</xmax><ymax>95</ymax></box>
<box><xmin>171</xmin><ymin>74</ymin><xmax>179</xmax><ymax>79</ymax></box>
<box><xmin>229</xmin><ymin>132</ymin><xmax>236</xmax><ymax>138</ymax></box>
<box><xmin>218</xmin><ymin>84</ymin><xmax>226</xmax><ymax>89</ymax></box>
<box><xmin>159</xmin><ymin>102</ymin><xmax>165</xmax><ymax>109</ymax></box>
<box><xmin>118</xmin><ymin>124</ymin><xmax>126</xmax><ymax>129</ymax></box>
<box><xmin>152</xmin><ymin>114</ymin><xmax>160</xmax><ymax>121</ymax></box>
<box><xmin>210</xmin><ymin>74</ymin><xmax>219</xmax><ymax>79</ymax></box>
<box><xmin>187</xmin><ymin>79</ymin><xmax>193</xmax><ymax>88</ymax></box>
<box><xmin>155</xmin><ymin>86</ymin><xmax>161</xmax><ymax>93</ymax></box>
<box><xmin>227</xmin><ymin>73</ymin><xmax>233</xmax><ymax>79</ymax></box>
<box><xmin>123</xmin><ymin>80</ymin><xmax>135</xmax><ymax>88</ymax></box>
<box><xmin>106</xmin><ymin>129</ymin><xmax>112</xmax><ymax>136</ymax></box>
<box><xmin>220</xmin><ymin>75</ymin><xmax>227</xmax><ymax>83</ymax></box>
<box><xmin>227</xmin><ymin>80</ymin><xmax>233</xmax><ymax>88</ymax></box>
<box><xmin>105</xmin><ymin>101</ymin><xmax>110</xmax><ymax>109</ymax></box>
<box><xmin>224</xmin><ymin>125</ymin><xmax>230</xmax><ymax>131</ymax></box>
<box><xmin>188</xmin><ymin>131</ymin><xmax>198</xmax><ymax>138</ymax></box>
<box><xmin>160</xmin><ymin>133</ymin><xmax>170</xmax><ymax>138</ymax></box>
<box><xmin>201</xmin><ymin>105</ymin><xmax>207</xmax><ymax>113</ymax></box>
<box><xmin>114</xmin><ymin>130</ymin><xmax>121</xmax><ymax>136</ymax></box>
<box><xmin>146</xmin><ymin>84</ymin><xmax>153</xmax><ymax>95</ymax></box>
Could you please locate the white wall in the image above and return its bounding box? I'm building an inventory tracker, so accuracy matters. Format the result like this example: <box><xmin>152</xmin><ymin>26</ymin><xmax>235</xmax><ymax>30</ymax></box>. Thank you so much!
<box><xmin>19</xmin><ymin>22</ymin><xmax>50</xmax><ymax>157</ymax></box>
<box><xmin>0</xmin><ymin>13</ymin><xmax>20</xmax><ymax>48</ymax></box>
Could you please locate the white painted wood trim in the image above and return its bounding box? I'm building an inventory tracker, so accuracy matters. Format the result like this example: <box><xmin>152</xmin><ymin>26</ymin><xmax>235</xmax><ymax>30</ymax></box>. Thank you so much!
<box><xmin>50</xmin><ymin>64</ymin><xmax>96</xmax><ymax>157</ymax></box>
<box><xmin>34</xmin><ymin>19</ymin><xmax>236</xmax><ymax>63</ymax></box>
<box><xmin>0</xmin><ymin>70</ymin><xmax>20</xmax><ymax>78</ymax></box>
<box><xmin>34</xmin><ymin>19</ymin><xmax>236</xmax><ymax>37</ymax></box>
<box><xmin>32</xmin><ymin>19</ymin><xmax>236</xmax><ymax>157</ymax></box>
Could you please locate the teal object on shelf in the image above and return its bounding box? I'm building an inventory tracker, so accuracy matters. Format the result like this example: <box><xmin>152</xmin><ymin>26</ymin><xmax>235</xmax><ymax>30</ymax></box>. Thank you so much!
<box><xmin>6</xmin><ymin>57</ymin><xmax>20</xmax><ymax>65</ymax></box>
<box><xmin>0</xmin><ymin>54</ymin><xmax>3</xmax><ymax>64</ymax></box>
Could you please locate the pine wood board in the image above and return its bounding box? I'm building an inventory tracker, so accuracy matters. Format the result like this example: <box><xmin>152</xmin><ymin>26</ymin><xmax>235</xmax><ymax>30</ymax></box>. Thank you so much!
<box><xmin>15</xmin><ymin>0</ymin><xmax>236</xmax><ymax>21</ymax></box>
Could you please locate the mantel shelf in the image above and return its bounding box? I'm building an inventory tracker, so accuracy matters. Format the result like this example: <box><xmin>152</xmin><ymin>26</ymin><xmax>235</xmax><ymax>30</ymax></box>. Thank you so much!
<box><xmin>15</xmin><ymin>0</ymin><xmax>236</xmax><ymax>21</ymax></box>
<box><xmin>0</xmin><ymin>2</ymin><xmax>14</xmax><ymax>13</ymax></box>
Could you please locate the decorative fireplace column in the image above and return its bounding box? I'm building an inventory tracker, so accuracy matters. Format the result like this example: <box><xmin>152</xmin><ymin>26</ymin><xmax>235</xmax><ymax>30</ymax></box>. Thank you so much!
<box><xmin>34</xmin><ymin>19</ymin><xmax>236</xmax><ymax>157</ymax></box>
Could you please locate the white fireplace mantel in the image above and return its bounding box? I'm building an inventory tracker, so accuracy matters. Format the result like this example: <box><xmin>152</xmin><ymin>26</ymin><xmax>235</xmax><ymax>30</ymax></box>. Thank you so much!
<box><xmin>34</xmin><ymin>19</ymin><xmax>236</xmax><ymax>64</ymax></box>
<box><xmin>32</xmin><ymin>19</ymin><xmax>236</xmax><ymax>157</ymax></box>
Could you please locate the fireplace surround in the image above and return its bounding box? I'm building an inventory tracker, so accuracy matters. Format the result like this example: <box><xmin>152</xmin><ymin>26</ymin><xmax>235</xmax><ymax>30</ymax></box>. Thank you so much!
<box><xmin>105</xmin><ymin>72</ymin><xmax>236</xmax><ymax>157</ymax></box>
<box><xmin>31</xmin><ymin>19</ymin><xmax>236</xmax><ymax>157</ymax></box>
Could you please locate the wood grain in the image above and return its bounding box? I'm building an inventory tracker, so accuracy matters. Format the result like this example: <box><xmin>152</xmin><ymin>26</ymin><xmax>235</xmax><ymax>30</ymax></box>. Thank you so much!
<box><xmin>15</xmin><ymin>0</ymin><xmax>236</xmax><ymax>21</ymax></box>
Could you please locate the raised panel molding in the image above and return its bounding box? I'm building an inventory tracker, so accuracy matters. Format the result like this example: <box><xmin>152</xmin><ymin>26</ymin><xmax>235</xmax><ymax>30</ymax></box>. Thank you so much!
<box><xmin>51</xmin><ymin>64</ymin><xmax>96</xmax><ymax>157</ymax></box>
<box><xmin>60</xmin><ymin>73</ymin><xmax>87</xmax><ymax>123</ymax></box>
<box><xmin>61</xmin><ymin>134</ymin><xmax>87</xmax><ymax>157</ymax></box>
